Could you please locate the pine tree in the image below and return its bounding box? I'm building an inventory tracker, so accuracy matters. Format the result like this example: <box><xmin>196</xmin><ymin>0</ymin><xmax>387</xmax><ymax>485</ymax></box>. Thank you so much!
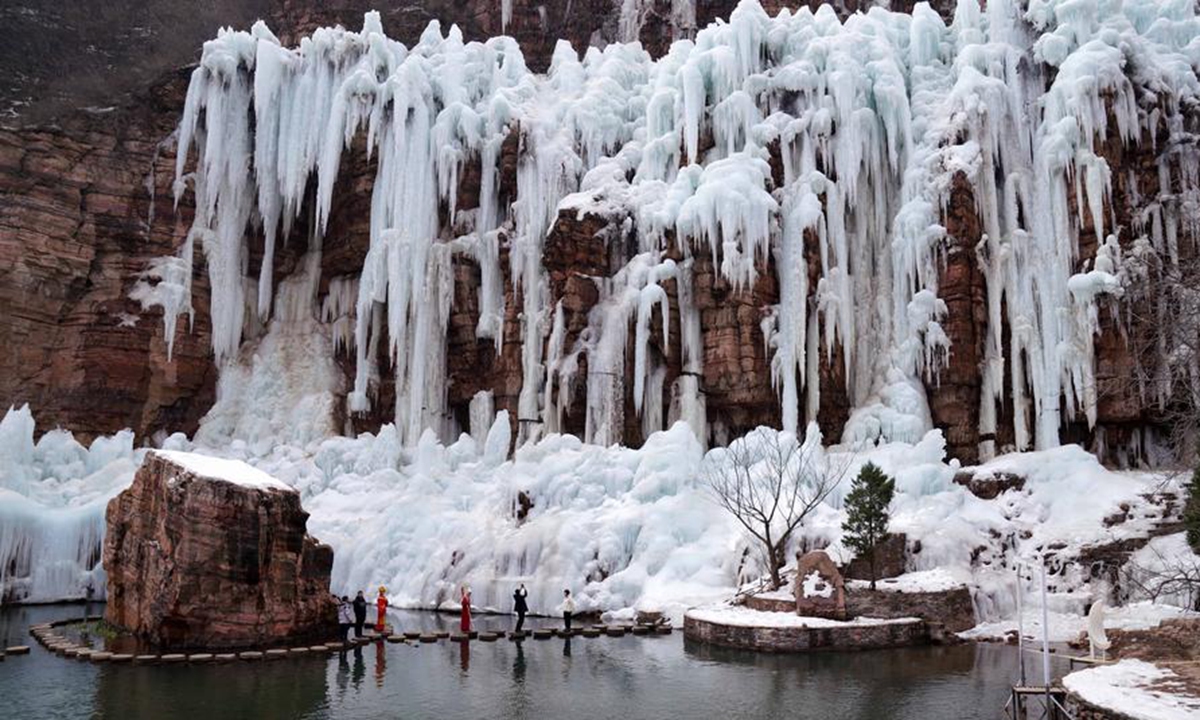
<box><xmin>1185</xmin><ymin>466</ymin><xmax>1200</xmax><ymax>553</ymax></box>
<box><xmin>842</xmin><ymin>462</ymin><xmax>896</xmax><ymax>590</ymax></box>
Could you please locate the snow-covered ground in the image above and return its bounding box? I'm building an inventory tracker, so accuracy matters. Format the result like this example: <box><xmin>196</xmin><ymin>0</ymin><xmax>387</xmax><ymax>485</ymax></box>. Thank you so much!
<box><xmin>1064</xmin><ymin>659</ymin><xmax>1200</xmax><ymax>720</ymax></box>
<box><xmin>2</xmin><ymin>403</ymin><xmax>1192</xmax><ymax>639</ymax></box>
<box><xmin>686</xmin><ymin>605</ymin><xmax>920</xmax><ymax>628</ymax></box>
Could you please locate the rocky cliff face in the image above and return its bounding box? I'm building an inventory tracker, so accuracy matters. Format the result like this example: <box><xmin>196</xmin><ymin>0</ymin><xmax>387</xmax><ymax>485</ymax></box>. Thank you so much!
<box><xmin>0</xmin><ymin>0</ymin><xmax>1192</xmax><ymax>466</ymax></box>
<box><xmin>103</xmin><ymin>451</ymin><xmax>335</xmax><ymax>649</ymax></box>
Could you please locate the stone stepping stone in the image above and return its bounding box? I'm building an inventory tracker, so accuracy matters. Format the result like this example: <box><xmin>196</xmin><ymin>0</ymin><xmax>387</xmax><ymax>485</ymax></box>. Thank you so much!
<box><xmin>605</xmin><ymin>627</ymin><xmax>626</xmax><ymax>637</ymax></box>
<box><xmin>188</xmin><ymin>654</ymin><xmax>213</xmax><ymax>663</ymax></box>
<box><xmin>631</xmin><ymin>626</ymin><xmax>651</xmax><ymax>635</ymax></box>
<box><xmin>75</xmin><ymin>650</ymin><xmax>95</xmax><ymax>661</ymax></box>
<box><xmin>289</xmin><ymin>648</ymin><xmax>310</xmax><ymax>655</ymax></box>
<box><xmin>509</xmin><ymin>631</ymin><xmax>527</xmax><ymax>641</ymax></box>
<box><xmin>418</xmin><ymin>634</ymin><xmax>437</xmax><ymax>643</ymax></box>
<box><xmin>110</xmin><ymin>654</ymin><xmax>133</xmax><ymax>663</ymax></box>
<box><xmin>655</xmin><ymin>626</ymin><xmax>673</xmax><ymax>634</ymax></box>
<box><xmin>0</xmin><ymin>652</ymin><xmax>4</xmax><ymax>661</ymax></box>
<box><xmin>386</xmin><ymin>636</ymin><xmax>406</xmax><ymax>644</ymax></box>
<box><xmin>265</xmin><ymin>649</ymin><xmax>288</xmax><ymax>660</ymax></box>
<box><xmin>6</xmin><ymin>646</ymin><xmax>30</xmax><ymax>655</ymax></box>
<box><xmin>532</xmin><ymin>630</ymin><xmax>553</xmax><ymax>640</ymax></box>
<box><xmin>161</xmin><ymin>654</ymin><xmax>186</xmax><ymax>663</ymax></box>
<box><xmin>214</xmin><ymin>654</ymin><xmax>237</xmax><ymax>662</ymax></box>
<box><xmin>448</xmin><ymin>634</ymin><xmax>467</xmax><ymax>643</ymax></box>
<box><xmin>478</xmin><ymin>632</ymin><xmax>499</xmax><ymax>642</ymax></box>
<box><xmin>403</xmin><ymin>631</ymin><xmax>422</xmax><ymax>640</ymax></box>
<box><xmin>581</xmin><ymin>629</ymin><xmax>600</xmax><ymax>638</ymax></box>
<box><xmin>467</xmin><ymin>631</ymin><xmax>479</xmax><ymax>639</ymax></box>
<box><xmin>90</xmin><ymin>652</ymin><xmax>113</xmax><ymax>662</ymax></box>
<box><xmin>434</xmin><ymin>631</ymin><xmax>450</xmax><ymax>639</ymax></box>
<box><xmin>308</xmin><ymin>645</ymin><xmax>330</xmax><ymax>652</ymax></box>
<box><xmin>238</xmin><ymin>651</ymin><xmax>264</xmax><ymax>661</ymax></box>
<box><xmin>133</xmin><ymin>655</ymin><xmax>159</xmax><ymax>665</ymax></box>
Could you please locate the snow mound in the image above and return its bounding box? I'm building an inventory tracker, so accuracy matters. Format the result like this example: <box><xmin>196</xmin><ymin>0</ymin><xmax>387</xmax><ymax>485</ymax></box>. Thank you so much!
<box><xmin>1064</xmin><ymin>659</ymin><xmax>1200</xmax><ymax>720</ymax></box>
<box><xmin>847</xmin><ymin>568</ymin><xmax>969</xmax><ymax>594</ymax></box>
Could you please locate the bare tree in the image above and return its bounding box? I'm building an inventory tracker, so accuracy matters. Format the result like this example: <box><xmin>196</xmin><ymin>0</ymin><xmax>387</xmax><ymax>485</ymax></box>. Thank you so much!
<box><xmin>1118</xmin><ymin>541</ymin><xmax>1200</xmax><ymax>612</ymax></box>
<box><xmin>704</xmin><ymin>428</ymin><xmax>845</xmax><ymax>590</ymax></box>
<box><xmin>1103</xmin><ymin>244</ymin><xmax>1200</xmax><ymax>465</ymax></box>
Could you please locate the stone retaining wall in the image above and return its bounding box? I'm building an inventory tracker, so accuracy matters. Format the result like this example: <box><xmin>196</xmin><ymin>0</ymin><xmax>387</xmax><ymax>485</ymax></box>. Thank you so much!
<box><xmin>683</xmin><ymin>615</ymin><xmax>928</xmax><ymax>653</ymax></box>
<box><xmin>743</xmin><ymin>586</ymin><xmax>976</xmax><ymax>633</ymax></box>
<box><xmin>1063</xmin><ymin>693</ymin><xmax>1138</xmax><ymax>720</ymax></box>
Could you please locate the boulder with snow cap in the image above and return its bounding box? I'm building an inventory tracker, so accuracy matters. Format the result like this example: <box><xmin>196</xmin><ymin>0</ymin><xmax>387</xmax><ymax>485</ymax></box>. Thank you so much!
<box><xmin>103</xmin><ymin>450</ymin><xmax>335</xmax><ymax>650</ymax></box>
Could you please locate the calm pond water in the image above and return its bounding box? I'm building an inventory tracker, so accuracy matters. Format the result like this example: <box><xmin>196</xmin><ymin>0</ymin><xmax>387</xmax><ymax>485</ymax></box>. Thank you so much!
<box><xmin>0</xmin><ymin>603</ymin><xmax>1072</xmax><ymax>720</ymax></box>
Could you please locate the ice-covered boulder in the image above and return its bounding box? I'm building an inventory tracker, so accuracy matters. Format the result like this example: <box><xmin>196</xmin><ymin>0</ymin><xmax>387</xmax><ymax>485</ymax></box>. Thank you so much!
<box><xmin>103</xmin><ymin>450</ymin><xmax>335</xmax><ymax>650</ymax></box>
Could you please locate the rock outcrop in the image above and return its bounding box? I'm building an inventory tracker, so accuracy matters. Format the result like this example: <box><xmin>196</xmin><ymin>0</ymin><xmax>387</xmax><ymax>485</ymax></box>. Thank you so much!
<box><xmin>103</xmin><ymin>450</ymin><xmax>335</xmax><ymax>650</ymax></box>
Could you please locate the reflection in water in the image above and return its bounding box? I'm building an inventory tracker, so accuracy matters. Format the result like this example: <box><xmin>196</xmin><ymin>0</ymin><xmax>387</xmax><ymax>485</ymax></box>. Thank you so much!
<box><xmin>95</xmin><ymin>645</ymin><xmax>328</xmax><ymax>720</ymax></box>
<box><xmin>352</xmin><ymin>646</ymin><xmax>365</xmax><ymax>690</ymax></box>
<box><xmin>4</xmin><ymin>606</ymin><xmax>1054</xmax><ymax>720</ymax></box>
<box><xmin>375</xmin><ymin>640</ymin><xmax>387</xmax><ymax>688</ymax></box>
<box><xmin>513</xmin><ymin>642</ymin><xmax>526</xmax><ymax>684</ymax></box>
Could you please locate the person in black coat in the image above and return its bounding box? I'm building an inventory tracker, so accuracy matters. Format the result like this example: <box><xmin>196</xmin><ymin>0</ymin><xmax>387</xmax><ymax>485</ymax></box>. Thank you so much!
<box><xmin>352</xmin><ymin>590</ymin><xmax>368</xmax><ymax>637</ymax></box>
<box><xmin>513</xmin><ymin>584</ymin><xmax>529</xmax><ymax>632</ymax></box>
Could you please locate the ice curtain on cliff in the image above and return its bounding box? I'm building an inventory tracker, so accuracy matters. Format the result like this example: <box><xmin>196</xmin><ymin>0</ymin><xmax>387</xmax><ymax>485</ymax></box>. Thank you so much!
<box><xmin>140</xmin><ymin>0</ymin><xmax>1200</xmax><ymax>458</ymax></box>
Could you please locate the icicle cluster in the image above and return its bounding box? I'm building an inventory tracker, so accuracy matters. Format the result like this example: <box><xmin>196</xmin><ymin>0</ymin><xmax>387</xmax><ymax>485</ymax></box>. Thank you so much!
<box><xmin>151</xmin><ymin>0</ymin><xmax>1200</xmax><ymax>455</ymax></box>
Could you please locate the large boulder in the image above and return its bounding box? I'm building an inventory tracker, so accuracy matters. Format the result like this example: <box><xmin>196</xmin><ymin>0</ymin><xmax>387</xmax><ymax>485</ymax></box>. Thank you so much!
<box><xmin>104</xmin><ymin>450</ymin><xmax>335</xmax><ymax>650</ymax></box>
<box><xmin>794</xmin><ymin>550</ymin><xmax>846</xmax><ymax>620</ymax></box>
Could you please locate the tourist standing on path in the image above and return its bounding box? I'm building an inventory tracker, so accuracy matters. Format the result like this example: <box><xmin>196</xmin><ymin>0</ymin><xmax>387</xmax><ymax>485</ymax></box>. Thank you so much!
<box><xmin>375</xmin><ymin>586</ymin><xmax>389</xmax><ymax>633</ymax></box>
<box><xmin>460</xmin><ymin>585</ymin><xmax>473</xmax><ymax>633</ymax></box>
<box><xmin>337</xmin><ymin>595</ymin><xmax>354</xmax><ymax>642</ymax></box>
<box><xmin>513</xmin><ymin>584</ymin><xmax>529</xmax><ymax>632</ymax></box>
<box><xmin>352</xmin><ymin>590</ymin><xmax>368</xmax><ymax>637</ymax></box>
<box><xmin>561</xmin><ymin>589</ymin><xmax>576</xmax><ymax>633</ymax></box>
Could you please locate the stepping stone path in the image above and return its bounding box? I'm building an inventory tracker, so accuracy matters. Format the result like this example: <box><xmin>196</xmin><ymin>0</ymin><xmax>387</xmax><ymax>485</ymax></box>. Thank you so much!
<box><xmin>656</xmin><ymin>626</ymin><xmax>673</xmax><ymax>634</ymax></box>
<box><xmin>189</xmin><ymin>654</ymin><xmax>213</xmax><ymax>663</ymax></box>
<box><xmin>110</xmin><ymin>654</ymin><xmax>133</xmax><ymax>663</ymax></box>
<box><xmin>435</xmin><ymin>631</ymin><xmax>450</xmax><ymax>639</ymax></box>
<box><xmin>239</xmin><ymin>651</ymin><xmax>263</xmax><ymax>661</ymax></box>
<box><xmin>632</xmin><ymin>626</ymin><xmax>651</xmax><ymax>635</ymax></box>
<box><xmin>386</xmin><ymin>636</ymin><xmax>406</xmax><ymax>644</ymax></box>
<box><xmin>419</xmin><ymin>634</ymin><xmax>437</xmax><ymax>643</ymax></box>
<box><xmin>265</xmin><ymin>649</ymin><xmax>288</xmax><ymax>660</ymax></box>
<box><xmin>606</xmin><ymin>627</ymin><xmax>626</xmax><ymax>637</ymax></box>
<box><xmin>289</xmin><ymin>648</ymin><xmax>310</xmax><ymax>655</ymax></box>
<box><xmin>479</xmin><ymin>632</ymin><xmax>499</xmax><ymax>642</ymax></box>
<box><xmin>510</xmin><ymin>631</ymin><xmax>527</xmax><ymax>640</ymax></box>
<box><xmin>404</xmin><ymin>632</ymin><xmax>421</xmax><ymax>640</ymax></box>
<box><xmin>533</xmin><ymin>630</ymin><xmax>553</xmax><ymax>639</ymax></box>
<box><xmin>7</xmin><ymin>646</ymin><xmax>30</xmax><ymax>655</ymax></box>
<box><xmin>450</xmin><ymin>634</ymin><xmax>469</xmax><ymax>643</ymax></box>
<box><xmin>90</xmin><ymin>652</ymin><xmax>113</xmax><ymax>662</ymax></box>
<box><xmin>582</xmin><ymin>629</ymin><xmax>600</xmax><ymax>638</ymax></box>
<box><xmin>215</xmin><ymin>654</ymin><xmax>237</xmax><ymax>662</ymax></box>
<box><xmin>134</xmin><ymin>655</ymin><xmax>158</xmax><ymax>665</ymax></box>
<box><xmin>162</xmin><ymin>654</ymin><xmax>186</xmax><ymax>663</ymax></box>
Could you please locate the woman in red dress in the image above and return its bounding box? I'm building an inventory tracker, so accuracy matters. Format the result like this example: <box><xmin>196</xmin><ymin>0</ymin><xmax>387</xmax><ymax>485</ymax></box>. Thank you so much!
<box><xmin>460</xmin><ymin>585</ymin><xmax>472</xmax><ymax>632</ymax></box>
<box><xmin>375</xmin><ymin>586</ymin><xmax>389</xmax><ymax>632</ymax></box>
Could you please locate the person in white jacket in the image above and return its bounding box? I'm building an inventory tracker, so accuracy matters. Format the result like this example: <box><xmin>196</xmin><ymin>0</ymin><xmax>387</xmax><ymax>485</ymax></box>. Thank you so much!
<box><xmin>337</xmin><ymin>595</ymin><xmax>354</xmax><ymax>643</ymax></box>
<box><xmin>560</xmin><ymin>589</ymin><xmax>577</xmax><ymax>633</ymax></box>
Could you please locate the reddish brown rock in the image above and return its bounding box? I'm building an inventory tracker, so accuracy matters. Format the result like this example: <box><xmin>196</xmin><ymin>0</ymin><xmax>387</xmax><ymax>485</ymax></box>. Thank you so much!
<box><xmin>952</xmin><ymin>470</ymin><xmax>1027</xmax><ymax>500</ymax></box>
<box><xmin>103</xmin><ymin>451</ymin><xmax>335</xmax><ymax>650</ymax></box>
<box><xmin>793</xmin><ymin>550</ymin><xmax>846</xmax><ymax>620</ymax></box>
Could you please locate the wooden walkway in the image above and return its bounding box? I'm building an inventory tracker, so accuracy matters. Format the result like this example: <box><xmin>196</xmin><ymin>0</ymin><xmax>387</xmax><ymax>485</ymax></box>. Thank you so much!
<box><xmin>26</xmin><ymin>617</ymin><xmax>673</xmax><ymax>666</ymax></box>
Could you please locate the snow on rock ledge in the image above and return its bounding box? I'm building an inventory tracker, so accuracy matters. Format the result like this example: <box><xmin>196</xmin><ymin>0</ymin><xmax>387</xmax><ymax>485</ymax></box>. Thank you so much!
<box><xmin>1064</xmin><ymin>659</ymin><xmax>1200</xmax><ymax>720</ymax></box>
<box><xmin>103</xmin><ymin>451</ymin><xmax>335</xmax><ymax>650</ymax></box>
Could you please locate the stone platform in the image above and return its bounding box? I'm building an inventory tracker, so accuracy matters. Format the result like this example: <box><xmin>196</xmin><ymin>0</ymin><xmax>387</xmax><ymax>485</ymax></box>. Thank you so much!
<box><xmin>683</xmin><ymin>606</ymin><xmax>927</xmax><ymax>653</ymax></box>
